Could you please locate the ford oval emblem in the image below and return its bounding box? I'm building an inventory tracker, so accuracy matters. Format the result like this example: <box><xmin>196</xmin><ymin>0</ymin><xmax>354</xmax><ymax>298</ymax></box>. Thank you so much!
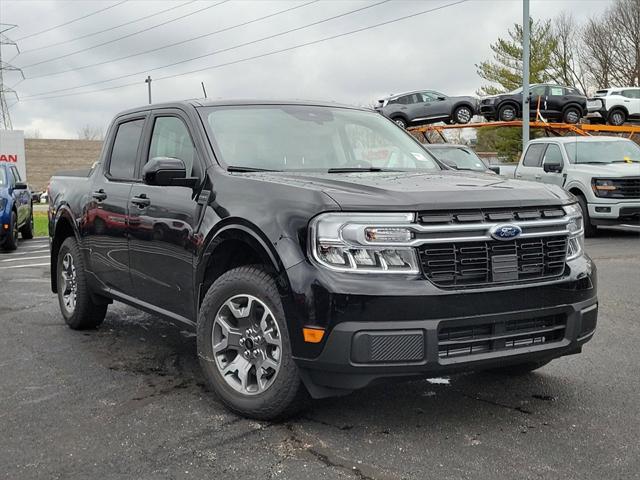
<box><xmin>490</xmin><ymin>224</ymin><xmax>522</xmax><ymax>241</ymax></box>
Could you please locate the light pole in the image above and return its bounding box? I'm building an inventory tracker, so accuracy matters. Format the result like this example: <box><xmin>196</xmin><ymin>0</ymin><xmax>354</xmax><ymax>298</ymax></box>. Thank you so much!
<box><xmin>145</xmin><ymin>75</ymin><xmax>152</xmax><ymax>104</ymax></box>
<box><xmin>522</xmin><ymin>0</ymin><xmax>530</xmax><ymax>151</ymax></box>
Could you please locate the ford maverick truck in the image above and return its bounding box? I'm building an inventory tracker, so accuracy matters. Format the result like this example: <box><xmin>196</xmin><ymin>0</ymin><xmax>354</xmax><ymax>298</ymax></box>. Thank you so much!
<box><xmin>48</xmin><ymin>100</ymin><xmax>598</xmax><ymax>419</ymax></box>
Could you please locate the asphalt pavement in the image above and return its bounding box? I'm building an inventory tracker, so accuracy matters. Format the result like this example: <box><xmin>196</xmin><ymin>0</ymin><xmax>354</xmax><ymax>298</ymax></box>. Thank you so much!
<box><xmin>1</xmin><ymin>232</ymin><xmax>639</xmax><ymax>480</ymax></box>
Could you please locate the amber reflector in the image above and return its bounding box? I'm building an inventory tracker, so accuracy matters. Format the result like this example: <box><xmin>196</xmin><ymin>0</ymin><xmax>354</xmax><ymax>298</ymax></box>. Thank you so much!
<box><xmin>303</xmin><ymin>328</ymin><xmax>325</xmax><ymax>343</ymax></box>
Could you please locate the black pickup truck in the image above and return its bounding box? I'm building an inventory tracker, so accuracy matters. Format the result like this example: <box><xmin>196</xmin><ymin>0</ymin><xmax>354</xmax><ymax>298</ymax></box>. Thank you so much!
<box><xmin>48</xmin><ymin>100</ymin><xmax>598</xmax><ymax>419</ymax></box>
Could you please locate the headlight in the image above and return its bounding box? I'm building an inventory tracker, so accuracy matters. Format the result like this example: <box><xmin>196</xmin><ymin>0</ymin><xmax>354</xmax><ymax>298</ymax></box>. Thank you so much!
<box><xmin>564</xmin><ymin>203</ymin><xmax>584</xmax><ymax>260</ymax></box>
<box><xmin>591</xmin><ymin>178</ymin><xmax>618</xmax><ymax>198</ymax></box>
<box><xmin>309</xmin><ymin>212</ymin><xmax>420</xmax><ymax>273</ymax></box>
<box><xmin>484</xmin><ymin>98</ymin><xmax>496</xmax><ymax>105</ymax></box>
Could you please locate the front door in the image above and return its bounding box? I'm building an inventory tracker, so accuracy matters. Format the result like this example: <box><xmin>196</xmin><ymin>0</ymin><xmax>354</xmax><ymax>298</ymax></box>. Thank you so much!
<box><xmin>128</xmin><ymin>112</ymin><xmax>204</xmax><ymax>320</ymax></box>
<box><xmin>8</xmin><ymin>166</ymin><xmax>29</xmax><ymax>225</ymax></box>
<box><xmin>83</xmin><ymin>116</ymin><xmax>146</xmax><ymax>293</ymax></box>
<box><xmin>540</xmin><ymin>143</ymin><xmax>566</xmax><ymax>187</ymax></box>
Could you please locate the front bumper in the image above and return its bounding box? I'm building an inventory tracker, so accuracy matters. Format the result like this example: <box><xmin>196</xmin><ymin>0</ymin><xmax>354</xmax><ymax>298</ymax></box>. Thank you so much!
<box><xmin>479</xmin><ymin>105</ymin><xmax>497</xmax><ymax>120</ymax></box>
<box><xmin>285</xmin><ymin>255</ymin><xmax>597</xmax><ymax>397</ymax></box>
<box><xmin>588</xmin><ymin>200</ymin><xmax>640</xmax><ymax>225</ymax></box>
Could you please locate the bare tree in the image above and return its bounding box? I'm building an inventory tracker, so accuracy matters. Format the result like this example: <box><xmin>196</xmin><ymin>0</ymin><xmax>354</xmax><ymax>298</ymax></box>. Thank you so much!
<box><xmin>24</xmin><ymin>129</ymin><xmax>42</xmax><ymax>139</ymax></box>
<box><xmin>549</xmin><ymin>13</ymin><xmax>589</xmax><ymax>93</ymax></box>
<box><xmin>77</xmin><ymin>125</ymin><xmax>104</xmax><ymax>141</ymax></box>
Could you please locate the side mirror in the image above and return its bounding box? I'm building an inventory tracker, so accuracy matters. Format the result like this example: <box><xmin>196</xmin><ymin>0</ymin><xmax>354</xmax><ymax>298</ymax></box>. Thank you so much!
<box><xmin>143</xmin><ymin>157</ymin><xmax>198</xmax><ymax>187</ymax></box>
<box><xmin>543</xmin><ymin>162</ymin><xmax>563</xmax><ymax>173</ymax></box>
<box><xmin>437</xmin><ymin>96</ymin><xmax>446</xmax><ymax>101</ymax></box>
<box><xmin>488</xmin><ymin>165</ymin><xmax>501</xmax><ymax>174</ymax></box>
<box><xmin>442</xmin><ymin>159</ymin><xmax>459</xmax><ymax>170</ymax></box>
<box><xmin>14</xmin><ymin>182</ymin><xmax>28</xmax><ymax>190</ymax></box>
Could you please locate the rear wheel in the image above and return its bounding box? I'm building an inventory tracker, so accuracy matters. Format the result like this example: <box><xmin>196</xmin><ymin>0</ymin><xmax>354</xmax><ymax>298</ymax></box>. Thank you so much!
<box><xmin>498</xmin><ymin>104</ymin><xmax>517</xmax><ymax>121</ymax></box>
<box><xmin>577</xmin><ymin>194</ymin><xmax>597</xmax><ymax>238</ymax></box>
<box><xmin>2</xmin><ymin>211</ymin><xmax>19</xmax><ymax>251</ymax></box>
<box><xmin>608</xmin><ymin>108</ymin><xmax>626</xmax><ymax>126</ymax></box>
<box><xmin>453</xmin><ymin>105</ymin><xmax>473</xmax><ymax>124</ymax></box>
<box><xmin>198</xmin><ymin>266</ymin><xmax>308</xmax><ymax>420</ymax></box>
<box><xmin>20</xmin><ymin>205</ymin><xmax>34</xmax><ymax>239</ymax></box>
<box><xmin>57</xmin><ymin>237</ymin><xmax>107</xmax><ymax>329</ymax></box>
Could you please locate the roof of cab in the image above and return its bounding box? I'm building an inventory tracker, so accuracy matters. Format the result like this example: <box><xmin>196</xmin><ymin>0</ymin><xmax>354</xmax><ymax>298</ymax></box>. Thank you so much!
<box><xmin>114</xmin><ymin>99</ymin><xmax>370</xmax><ymax>117</ymax></box>
<box><xmin>528</xmin><ymin>135</ymin><xmax>631</xmax><ymax>144</ymax></box>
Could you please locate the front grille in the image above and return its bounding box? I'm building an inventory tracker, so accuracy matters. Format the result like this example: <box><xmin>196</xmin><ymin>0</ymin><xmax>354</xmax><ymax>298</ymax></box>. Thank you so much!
<box><xmin>418</xmin><ymin>206</ymin><xmax>566</xmax><ymax>225</ymax></box>
<box><xmin>438</xmin><ymin>314</ymin><xmax>566</xmax><ymax>359</ymax></box>
<box><xmin>607</xmin><ymin>178</ymin><xmax>640</xmax><ymax>199</ymax></box>
<box><xmin>419</xmin><ymin>236</ymin><xmax>567</xmax><ymax>288</ymax></box>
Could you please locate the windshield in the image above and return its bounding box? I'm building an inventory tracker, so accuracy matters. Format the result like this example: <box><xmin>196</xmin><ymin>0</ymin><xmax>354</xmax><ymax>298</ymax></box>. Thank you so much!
<box><xmin>0</xmin><ymin>168</ymin><xmax>6</xmax><ymax>186</ymax></box>
<box><xmin>564</xmin><ymin>140</ymin><xmax>640</xmax><ymax>164</ymax></box>
<box><xmin>429</xmin><ymin>147</ymin><xmax>487</xmax><ymax>171</ymax></box>
<box><xmin>202</xmin><ymin>105</ymin><xmax>441</xmax><ymax>172</ymax></box>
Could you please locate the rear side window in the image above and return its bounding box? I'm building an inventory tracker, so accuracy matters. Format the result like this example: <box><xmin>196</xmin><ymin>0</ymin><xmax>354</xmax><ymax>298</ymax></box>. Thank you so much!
<box><xmin>622</xmin><ymin>90</ymin><xmax>640</xmax><ymax>99</ymax></box>
<box><xmin>522</xmin><ymin>143</ymin><xmax>546</xmax><ymax>167</ymax></box>
<box><xmin>109</xmin><ymin>119</ymin><xmax>145</xmax><ymax>180</ymax></box>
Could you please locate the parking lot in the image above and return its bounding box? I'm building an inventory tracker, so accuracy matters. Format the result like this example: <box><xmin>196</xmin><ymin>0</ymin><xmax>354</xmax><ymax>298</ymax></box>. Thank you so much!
<box><xmin>1</xmin><ymin>232</ymin><xmax>639</xmax><ymax>480</ymax></box>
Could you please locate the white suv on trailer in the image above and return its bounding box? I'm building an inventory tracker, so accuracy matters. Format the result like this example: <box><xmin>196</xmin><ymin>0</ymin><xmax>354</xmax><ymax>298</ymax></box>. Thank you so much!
<box><xmin>588</xmin><ymin>87</ymin><xmax>640</xmax><ymax>126</ymax></box>
<box><xmin>514</xmin><ymin>136</ymin><xmax>640</xmax><ymax>236</ymax></box>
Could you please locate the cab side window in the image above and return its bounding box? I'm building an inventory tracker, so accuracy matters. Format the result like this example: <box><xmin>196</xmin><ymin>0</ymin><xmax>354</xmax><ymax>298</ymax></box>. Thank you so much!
<box><xmin>109</xmin><ymin>119</ymin><xmax>145</xmax><ymax>180</ymax></box>
<box><xmin>148</xmin><ymin>117</ymin><xmax>199</xmax><ymax>179</ymax></box>
<box><xmin>522</xmin><ymin>143</ymin><xmax>546</xmax><ymax>167</ymax></box>
<box><xmin>542</xmin><ymin>144</ymin><xmax>563</xmax><ymax>166</ymax></box>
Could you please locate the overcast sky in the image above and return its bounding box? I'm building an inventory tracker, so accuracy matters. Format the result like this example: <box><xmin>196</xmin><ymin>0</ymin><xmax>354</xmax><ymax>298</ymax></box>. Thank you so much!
<box><xmin>1</xmin><ymin>0</ymin><xmax>610</xmax><ymax>139</ymax></box>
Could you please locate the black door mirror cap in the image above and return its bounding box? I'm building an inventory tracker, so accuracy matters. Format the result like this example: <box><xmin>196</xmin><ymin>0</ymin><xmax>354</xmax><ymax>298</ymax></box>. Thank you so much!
<box><xmin>543</xmin><ymin>162</ymin><xmax>563</xmax><ymax>173</ymax></box>
<box><xmin>488</xmin><ymin>165</ymin><xmax>501</xmax><ymax>174</ymax></box>
<box><xmin>14</xmin><ymin>182</ymin><xmax>28</xmax><ymax>190</ymax></box>
<box><xmin>143</xmin><ymin>157</ymin><xmax>198</xmax><ymax>187</ymax></box>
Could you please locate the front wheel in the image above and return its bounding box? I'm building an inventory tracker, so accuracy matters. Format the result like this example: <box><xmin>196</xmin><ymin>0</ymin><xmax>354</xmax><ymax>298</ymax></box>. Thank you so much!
<box><xmin>498</xmin><ymin>104</ymin><xmax>517</xmax><ymax>122</ymax></box>
<box><xmin>57</xmin><ymin>237</ymin><xmax>108</xmax><ymax>329</ymax></box>
<box><xmin>577</xmin><ymin>195</ymin><xmax>598</xmax><ymax>237</ymax></box>
<box><xmin>453</xmin><ymin>105</ymin><xmax>473</xmax><ymax>124</ymax></box>
<box><xmin>2</xmin><ymin>211</ymin><xmax>19</xmax><ymax>251</ymax></box>
<box><xmin>198</xmin><ymin>266</ymin><xmax>308</xmax><ymax>420</ymax></box>
<box><xmin>607</xmin><ymin>108</ymin><xmax>626</xmax><ymax>126</ymax></box>
<box><xmin>563</xmin><ymin>106</ymin><xmax>581</xmax><ymax>124</ymax></box>
<box><xmin>391</xmin><ymin>117</ymin><xmax>407</xmax><ymax>129</ymax></box>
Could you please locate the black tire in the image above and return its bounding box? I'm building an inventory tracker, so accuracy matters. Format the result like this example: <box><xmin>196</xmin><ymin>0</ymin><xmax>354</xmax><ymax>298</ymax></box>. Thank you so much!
<box><xmin>577</xmin><ymin>194</ymin><xmax>597</xmax><ymax>238</ymax></box>
<box><xmin>198</xmin><ymin>265</ymin><xmax>308</xmax><ymax>420</ymax></box>
<box><xmin>563</xmin><ymin>106</ymin><xmax>581</xmax><ymax>124</ymax></box>
<box><xmin>498</xmin><ymin>104</ymin><xmax>517</xmax><ymax>122</ymax></box>
<box><xmin>489</xmin><ymin>359</ymin><xmax>551</xmax><ymax>376</ymax></box>
<box><xmin>453</xmin><ymin>105</ymin><xmax>473</xmax><ymax>124</ymax></box>
<box><xmin>57</xmin><ymin>237</ymin><xmax>107</xmax><ymax>330</ymax></box>
<box><xmin>20</xmin><ymin>205</ymin><xmax>34</xmax><ymax>239</ymax></box>
<box><xmin>2</xmin><ymin>211</ymin><xmax>19</xmax><ymax>251</ymax></box>
<box><xmin>607</xmin><ymin>108</ymin><xmax>626</xmax><ymax>126</ymax></box>
<box><xmin>391</xmin><ymin>116</ymin><xmax>407</xmax><ymax>129</ymax></box>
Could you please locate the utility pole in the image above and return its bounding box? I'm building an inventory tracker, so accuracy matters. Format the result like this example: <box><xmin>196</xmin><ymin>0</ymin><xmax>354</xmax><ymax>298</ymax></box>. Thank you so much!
<box><xmin>145</xmin><ymin>75</ymin><xmax>152</xmax><ymax>104</ymax></box>
<box><xmin>522</xmin><ymin>0</ymin><xmax>530</xmax><ymax>151</ymax></box>
<box><xmin>0</xmin><ymin>24</ymin><xmax>23</xmax><ymax>130</ymax></box>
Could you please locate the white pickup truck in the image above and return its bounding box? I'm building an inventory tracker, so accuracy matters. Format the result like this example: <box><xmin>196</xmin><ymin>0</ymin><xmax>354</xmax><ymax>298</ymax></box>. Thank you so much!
<box><xmin>513</xmin><ymin>136</ymin><xmax>640</xmax><ymax>236</ymax></box>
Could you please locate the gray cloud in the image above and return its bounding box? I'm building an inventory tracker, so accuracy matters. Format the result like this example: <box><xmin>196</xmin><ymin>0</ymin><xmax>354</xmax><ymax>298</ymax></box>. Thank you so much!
<box><xmin>2</xmin><ymin>0</ymin><xmax>610</xmax><ymax>138</ymax></box>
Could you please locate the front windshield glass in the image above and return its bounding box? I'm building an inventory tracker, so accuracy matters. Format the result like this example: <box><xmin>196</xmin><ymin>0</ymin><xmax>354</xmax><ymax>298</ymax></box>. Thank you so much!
<box><xmin>430</xmin><ymin>147</ymin><xmax>487</xmax><ymax>171</ymax></box>
<box><xmin>203</xmin><ymin>105</ymin><xmax>441</xmax><ymax>172</ymax></box>
<box><xmin>0</xmin><ymin>168</ymin><xmax>6</xmax><ymax>186</ymax></box>
<box><xmin>564</xmin><ymin>140</ymin><xmax>640</xmax><ymax>164</ymax></box>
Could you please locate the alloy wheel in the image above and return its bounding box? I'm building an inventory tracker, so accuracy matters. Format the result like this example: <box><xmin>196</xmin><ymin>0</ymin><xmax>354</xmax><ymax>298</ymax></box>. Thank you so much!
<box><xmin>566</xmin><ymin>110</ymin><xmax>579</xmax><ymax>123</ymax></box>
<box><xmin>60</xmin><ymin>252</ymin><xmax>78</xmax><ymax>314</ymax></box>
<box><xmin>456</xmin><ymin>107</ymin><xmax>472</xmax><ymax>123</ymax></box>
<box><xmin>212</xmin><ymin>294</ymin><xmax>282</xmax><ymax>396</ymax></box>
<box><xmin>611</xmin><ymin>112</ymin><xmax>624</xmax><ymax>126</ymax></box>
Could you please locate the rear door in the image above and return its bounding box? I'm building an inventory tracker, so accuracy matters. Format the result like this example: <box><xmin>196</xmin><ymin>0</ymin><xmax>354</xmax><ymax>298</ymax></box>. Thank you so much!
<box><xmin>84</xmin><ymin>114</ymin><xmax>147</xmax><ymax>293</ymax></box>
<box><xmin>421</xmin><ymin>91</ymin><xmax>450</xmax><ymax>120</ymax></box>
<box><xmin>128</xmin><ymin>109</ymin><xmax>205</xmax><ymax>320</ymax></box>
<box><xmin>515</xmin><ymin>142</ymin><xmax>546</xmax><ymax>181</ymax></box>
<box><xmin>621</xmin><ymin>89</ymin><xmax>640</xmax><ymax>117</ymax></box>
<box><xmin>530</xmin><ymin>85</ymin><xmax>550</xmax><ymax>118</ymax></box>
<box><xmin>545</xmin><ymin>86</ymin><xmax>571</xmax><ymax>118</ymax></box>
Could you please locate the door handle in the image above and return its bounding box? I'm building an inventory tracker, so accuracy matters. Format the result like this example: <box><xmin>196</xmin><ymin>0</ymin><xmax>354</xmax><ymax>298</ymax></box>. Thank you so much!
<box><xmin>535</xmin><ymin>175</ymin><xmax>542</xmax><ymax>180</ymax></box>
<box><xmin>92</xmin><ymin>190</ymin><xmax>107</xmax><ymax>201</ymax></box>
<box><xmin>131</xmin><ymin>194</ymin><xmax>150</xmax><ymax>208</ymax></box>
<box><xmin>515</xmin><ymin>173</ymin><xmax>523</xmax><ymax>178</ymax></box>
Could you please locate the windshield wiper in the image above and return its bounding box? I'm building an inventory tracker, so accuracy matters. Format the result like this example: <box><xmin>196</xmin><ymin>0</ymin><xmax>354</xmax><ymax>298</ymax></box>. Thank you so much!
<box><xmin>227</xmin><ymin>166</ymin><xmax>279</xmax><ymax>172</ymax></box>
<box><xmin>327</xmin><ymin>167</ymin><xmax>390</xmax><ymax>173</ymax></box>
<box><xmin>611</xmin><ymin>160</ymin><xmax>640</xmax><ymax>163</ymax></box>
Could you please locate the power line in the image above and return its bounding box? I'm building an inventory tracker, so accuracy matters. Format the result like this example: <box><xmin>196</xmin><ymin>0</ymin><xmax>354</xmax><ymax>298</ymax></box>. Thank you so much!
<box><xmin>1</xmin><ymin>24</ymin><xmax>24</xmax><ymax>129</ymax></box>
<box><xmin>18</xmin><ymin>1</ymin><xmax>231</xmax><ymax>70</ymax></box>
<box><xmin>14</xmin><ymin>0</ymin><xmax>128</xmax><ymax>42</ymax></box>
<box><xmin>25</xmin><ymin>0</ymin><xmax>318</xmax><ymax>80</ymax></box>
<box><xmin>19</xmin><ymin>1</ymin><xmax>197</xmax><ymax>55</ymax></box>
<box><xmin>20</xmin><ymin>0</ymin><xmax>468</xmax><ymax>103</ymax></box>
<box><xmin>24</xmin><ymin>0</ymin><xmax>390</xmax><ymax>98</ymax></box>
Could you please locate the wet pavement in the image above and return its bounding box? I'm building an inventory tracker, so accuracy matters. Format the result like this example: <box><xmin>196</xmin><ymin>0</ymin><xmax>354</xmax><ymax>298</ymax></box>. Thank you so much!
<box><xmin>1</xmin><ymin>232</ymin><xmax>639</xmax><ymax>480</ymax></box>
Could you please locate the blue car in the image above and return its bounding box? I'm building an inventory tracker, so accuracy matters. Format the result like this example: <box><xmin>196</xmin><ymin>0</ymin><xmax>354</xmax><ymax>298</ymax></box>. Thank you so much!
<box><xmin>1</xmin><ymin>161</ymin><xmax>34</xmax><ymax>251</ymax></box>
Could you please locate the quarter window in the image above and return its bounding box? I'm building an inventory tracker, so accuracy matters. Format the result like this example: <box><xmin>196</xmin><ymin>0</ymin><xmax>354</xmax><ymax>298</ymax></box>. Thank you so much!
<box><xmin>148</xmin><ymin>117</ymin><xmax>198</xmax><ymax>178</ymax></box>
<box><xmin>622</xmin><ymin>89</ymin><xmax>640</xmax><ymax>99</ymax></box>
<box><xmin>522</xmin><ymin>143</ymin><xmax>546</xmax><ymax>167</ymax></box>
<box><xmin>549</xmin><ymin>86</ymin><xmax>564</xmax><ymax>96</ymax></box>
<box><xmin>109</xmin><ymin>119</ymin><xmax>145</xmax><ymax>180</ymax></box>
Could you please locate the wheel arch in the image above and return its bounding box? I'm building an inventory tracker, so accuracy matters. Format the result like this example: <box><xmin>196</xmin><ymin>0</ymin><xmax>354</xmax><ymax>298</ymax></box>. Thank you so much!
<box><xmin>50</xmin><ymin>206</ymin><xmax>80</xmax><ymax>293</ymax></box>
<box><xmin>497</xmin><ymin>100</ymin><xmax>520</xmax><ymax>116</ymax></box>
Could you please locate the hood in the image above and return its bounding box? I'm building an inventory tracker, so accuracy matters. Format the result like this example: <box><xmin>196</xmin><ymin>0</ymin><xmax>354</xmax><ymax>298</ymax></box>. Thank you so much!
<box><xmin>570</xmin><ymin>163</ymin><xmax>640</xmax><ymax>178</ymax></box>
<box><xmin>238</xmin><ymin>170</ymin><xmax>572</xmax><ymax>211</ymax></box>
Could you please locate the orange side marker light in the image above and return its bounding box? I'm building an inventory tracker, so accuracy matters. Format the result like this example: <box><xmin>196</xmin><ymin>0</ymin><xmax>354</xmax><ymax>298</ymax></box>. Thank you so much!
<box><xmin>303</xmin><ymin>327</ymin><xmax>325</xmax><ymax>343</ymax></box>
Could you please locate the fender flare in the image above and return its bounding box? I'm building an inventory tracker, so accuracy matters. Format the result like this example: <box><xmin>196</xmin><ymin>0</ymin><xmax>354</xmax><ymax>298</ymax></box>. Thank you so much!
<box><xmin>50</xmin><ymin>205</ymin><xmax>81</xmax><ymax>292</ymax></box>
